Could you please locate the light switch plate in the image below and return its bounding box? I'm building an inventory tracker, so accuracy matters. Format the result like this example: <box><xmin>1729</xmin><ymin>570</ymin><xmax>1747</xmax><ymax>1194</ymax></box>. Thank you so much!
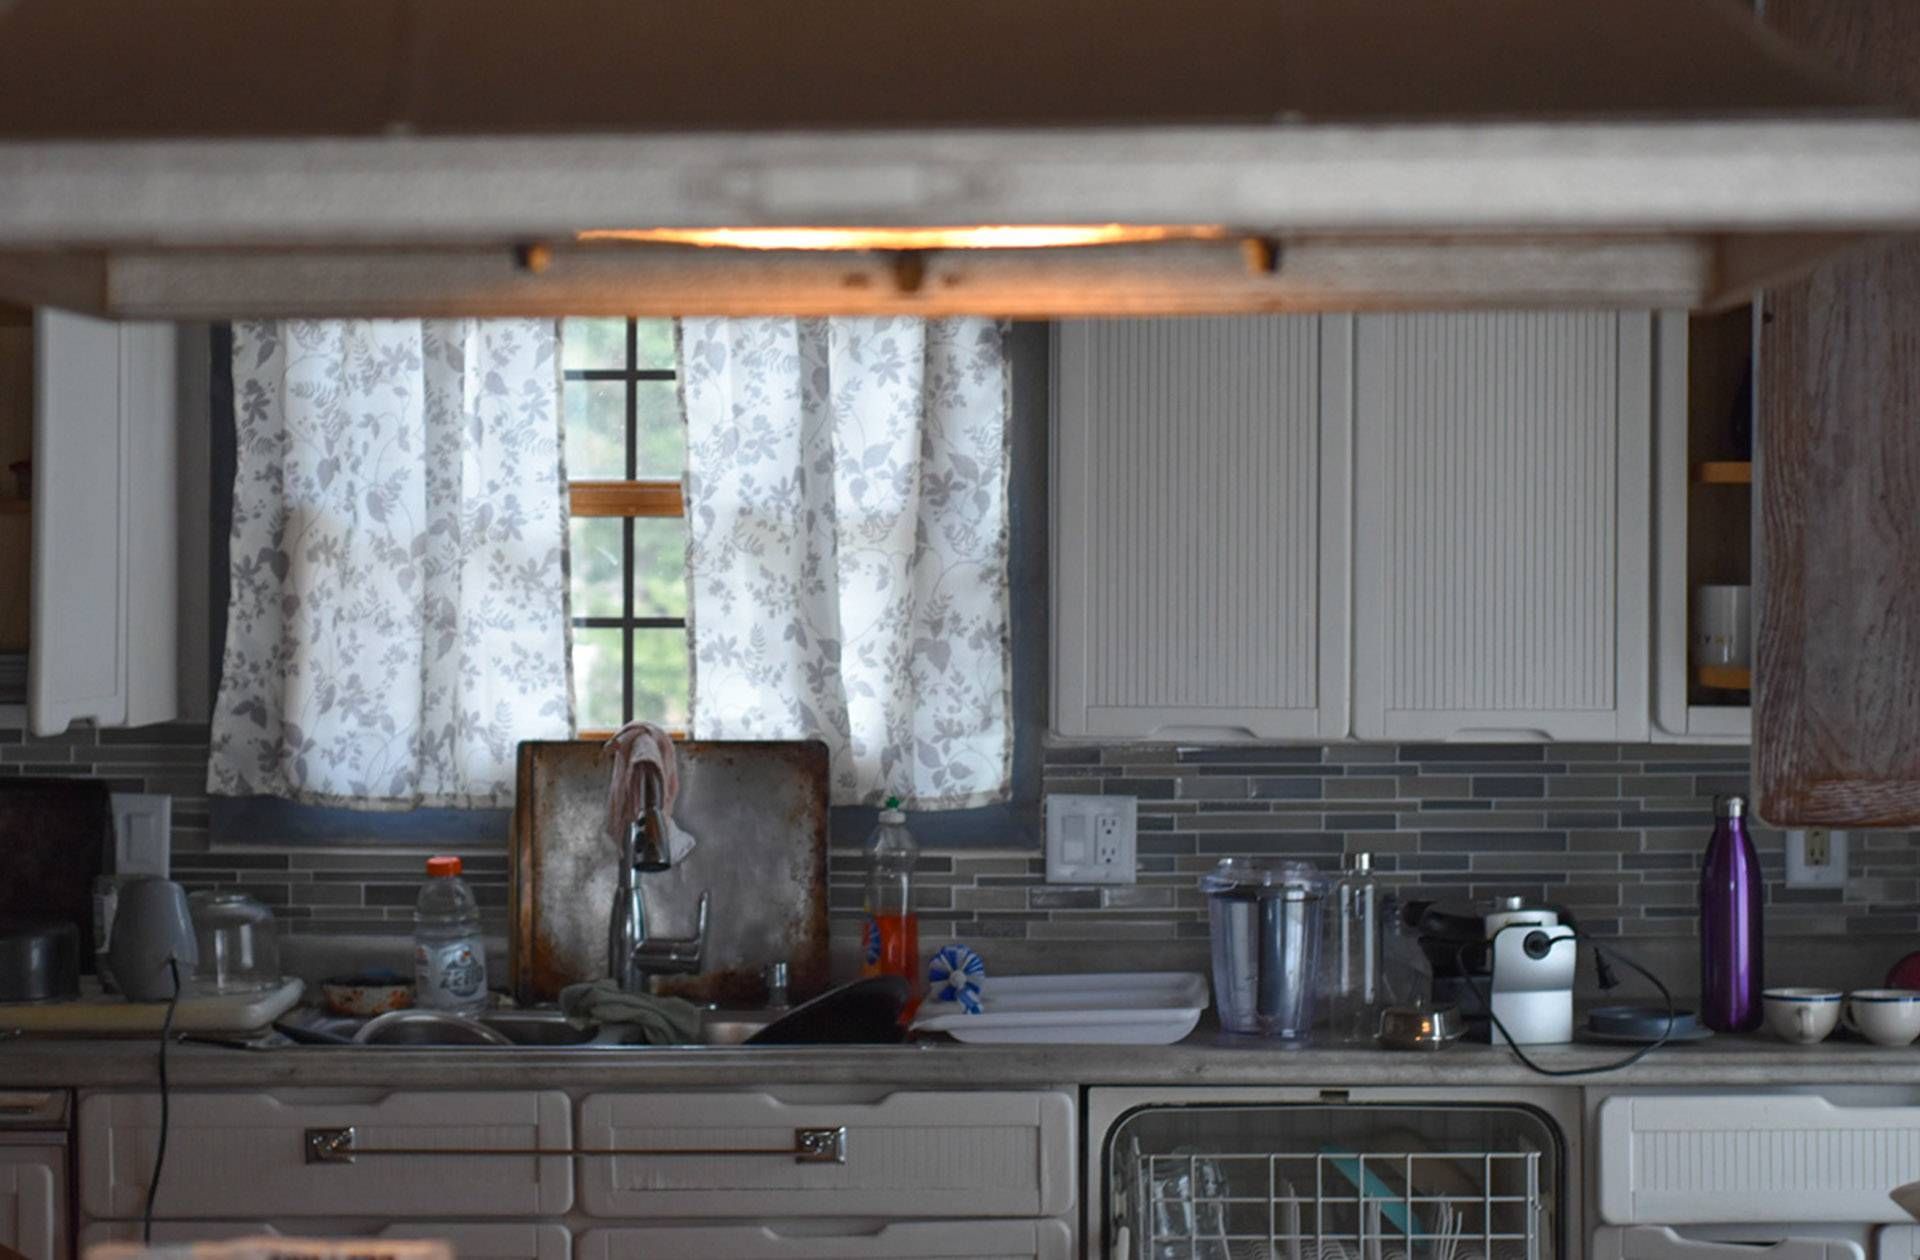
<box><xmin>110</xmin><ymin>792</ymin><xmax>171</xmax><ymax>877</ymax></box>
<box><xmin>1785</xmin><ymin>828</ymin><xmax>1847</xmax><ymax>889</ymax></box>
<box><xmin>1045</xmin><ymin>794</ymin><xmax>1136</xmax><ymax>885</ymax></box>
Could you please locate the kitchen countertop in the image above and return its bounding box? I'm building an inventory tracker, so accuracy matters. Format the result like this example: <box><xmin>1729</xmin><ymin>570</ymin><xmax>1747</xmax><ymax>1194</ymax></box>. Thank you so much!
<box><xmin>6</xmin><ymin>1028</ymin><xmax>1920</xmax><ymax>1091</ymax></box>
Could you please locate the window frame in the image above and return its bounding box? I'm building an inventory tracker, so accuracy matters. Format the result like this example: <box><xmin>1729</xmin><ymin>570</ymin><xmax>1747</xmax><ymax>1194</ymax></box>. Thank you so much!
<box><xmin>563</xmin><ymin>318</ymin><xmax>688</xmax><ymax>739</ymax></box>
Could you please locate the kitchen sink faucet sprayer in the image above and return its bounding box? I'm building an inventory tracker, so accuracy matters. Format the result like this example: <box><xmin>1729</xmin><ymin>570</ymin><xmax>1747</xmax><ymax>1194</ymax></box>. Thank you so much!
<box><xmin>608</xmin><ymin>758</ymin><xmax>709</xmax><ymax>993</ymax></box>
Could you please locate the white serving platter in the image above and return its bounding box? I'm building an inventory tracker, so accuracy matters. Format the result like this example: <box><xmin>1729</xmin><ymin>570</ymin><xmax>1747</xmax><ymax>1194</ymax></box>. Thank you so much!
<box><xmin>912</xmin><ymin>971</ymin><xmax>1209</xmax><ymax>1045</ymax></box>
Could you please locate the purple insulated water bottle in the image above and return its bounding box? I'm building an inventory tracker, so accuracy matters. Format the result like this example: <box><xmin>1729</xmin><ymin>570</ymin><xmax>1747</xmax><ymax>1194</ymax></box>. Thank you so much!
<box><xmin>1699</xmin><ymin>794</ymin><xmax>1763</xmax><ymax>1032</ymax></box>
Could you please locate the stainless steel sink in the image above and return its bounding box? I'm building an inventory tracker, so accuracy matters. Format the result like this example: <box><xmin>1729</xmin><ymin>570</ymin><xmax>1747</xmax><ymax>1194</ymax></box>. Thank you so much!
<box><xmin>699</xmin><ymin>1010</ymin><xmax>775</xmax><ymax>1045</ymax></box>
<box><xmin>294</xmin><ymin>1005</ymin><xmax>777</xmax><ymax>1049</ymax></box>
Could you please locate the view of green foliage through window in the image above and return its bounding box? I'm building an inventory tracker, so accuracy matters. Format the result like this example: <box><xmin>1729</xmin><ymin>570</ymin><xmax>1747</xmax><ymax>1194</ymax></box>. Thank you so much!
<box><xmin>561</xmin><ymin>318</ymin><xmax>690</xmax><ymax>734</ymax></box>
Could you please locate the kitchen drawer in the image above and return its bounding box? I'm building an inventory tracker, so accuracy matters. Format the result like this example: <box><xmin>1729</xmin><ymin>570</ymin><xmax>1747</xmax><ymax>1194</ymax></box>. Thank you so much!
<box><xmin>80</xmin><ymin>1090</ymin><xmax>572</xmax><ymax>1219</ymax></box>
<box><xmin>82</xmin><ymin>1220</ymin><xmax>571</xmax><ymax>1260</ymax></box>
<box><xmin>1598</xmin><ymin>1092</ymin><xmax>1920</xmax><ymax>1224</ymax></box>
<box><xmin>578</xmin><ymin>1090</ymin><xmax>1075</xmax><ymax>1219</ymax></box>
<box><xmin>577</xmin><ymin>1220</ymin><xmax>1074</xmax><ymax>1260</ymax></box>
<box><xmin>1593</xmin><ymin>1226</ymin><xmax>1864</xmax><ymax>1259</ymax></box>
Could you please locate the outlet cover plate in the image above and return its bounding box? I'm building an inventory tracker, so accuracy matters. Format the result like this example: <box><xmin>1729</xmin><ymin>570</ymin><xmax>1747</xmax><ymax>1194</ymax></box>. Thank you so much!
<box><xmin>1785</xmin><ymin>828</ymin><xmax>1848</xmax><ymax>889</ymax></box>
<box><xmin>1045</xmin><ymin>794</ymin><xmax>1137</xmax><ymax>885</ymax></box>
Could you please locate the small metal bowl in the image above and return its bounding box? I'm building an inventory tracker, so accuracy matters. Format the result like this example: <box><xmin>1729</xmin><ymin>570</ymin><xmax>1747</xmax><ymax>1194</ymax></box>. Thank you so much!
<box><xmin>1377</xmin><ymin>1002</ymin><xmax>1465</xmax><ymax>1051</ymax></box>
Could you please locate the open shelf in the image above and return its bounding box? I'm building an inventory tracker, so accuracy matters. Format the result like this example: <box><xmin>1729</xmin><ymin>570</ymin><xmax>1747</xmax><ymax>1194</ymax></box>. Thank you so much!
<box><xmin>1695</xmin><ymin>664</ymin><xmax>1751</xmax><ymax>691</ymax></box>
<box><xmin>1692</xmin><ymin>460</ymin><xmax>1752</xmax><ymax>485</ymax></box>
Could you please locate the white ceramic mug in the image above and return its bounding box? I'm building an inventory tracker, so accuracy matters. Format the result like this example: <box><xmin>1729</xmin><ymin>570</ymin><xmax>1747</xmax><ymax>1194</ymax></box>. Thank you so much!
<box><xmin>1693</xmin><ymin>585</ymin><xmax>1753</xmax><ymax>668</ymax></box>
<box><xmin>1842</xmin><ymin>989</ymin><xmax>1920</xmax><ymax>1047</ymax></box>
<box><xmin>1762</xmin><ymin>987</ymin><xmax>1842</xmax><ymax>1044</ymax></box>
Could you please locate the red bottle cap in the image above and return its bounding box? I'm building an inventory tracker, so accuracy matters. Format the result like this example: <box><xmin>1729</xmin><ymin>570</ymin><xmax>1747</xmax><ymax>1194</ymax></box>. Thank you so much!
<box><xmin>426</xmin><ymin>855</ymin><xmax>462</xmax><ymax>877</ymax></box>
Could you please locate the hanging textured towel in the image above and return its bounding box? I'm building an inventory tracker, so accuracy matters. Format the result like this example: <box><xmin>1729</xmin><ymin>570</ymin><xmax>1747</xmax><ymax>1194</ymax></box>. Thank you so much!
<box><xmin>604</xmin><ymin>720</ymin><xmax>697</xmax><ymax>862</ymax></box>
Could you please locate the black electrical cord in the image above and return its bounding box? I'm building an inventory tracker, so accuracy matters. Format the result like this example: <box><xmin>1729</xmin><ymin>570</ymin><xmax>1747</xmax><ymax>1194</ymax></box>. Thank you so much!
<box><xmin>143</xmin><ymin>956</ymin><xmax>184</xmax><ymax>1244</ymax></box>
<box><xmin>1458</xmin><ymin>927</ymin><xmax>1677</xmax><ymax>1078</ymax></box>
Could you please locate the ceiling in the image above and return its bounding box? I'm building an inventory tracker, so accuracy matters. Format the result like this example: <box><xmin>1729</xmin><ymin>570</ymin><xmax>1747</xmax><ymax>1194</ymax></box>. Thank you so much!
<box><xmin>0</xmin><ymin>0</ymin><xmax>1915</xmax><ymax>318</ymax></box>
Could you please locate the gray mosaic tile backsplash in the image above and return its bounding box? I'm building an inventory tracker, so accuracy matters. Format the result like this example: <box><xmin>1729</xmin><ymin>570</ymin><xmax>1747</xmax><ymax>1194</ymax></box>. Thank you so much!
<box><xmin>6</xmin><ymin>716</ymin><xmax>1915</xmax><ymax>945</ymax></box>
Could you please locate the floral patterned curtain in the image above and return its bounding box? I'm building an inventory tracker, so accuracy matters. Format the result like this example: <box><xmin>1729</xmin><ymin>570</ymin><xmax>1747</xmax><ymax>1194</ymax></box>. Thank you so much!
<box><xmin>208</xmin><ymin>320</ymin><xmax>574</xmax><ymax>809</ymax></box>
<box><xmin>679</xmin><ymin>317</ymin><xmax>1012</xmax><ymax>809</ymax></box>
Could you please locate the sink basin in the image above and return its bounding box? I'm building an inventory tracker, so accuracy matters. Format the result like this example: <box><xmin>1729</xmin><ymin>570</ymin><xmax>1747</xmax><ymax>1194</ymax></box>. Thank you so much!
<box><xmin>306</xmin><ymin>1005</ymin><xmax>778</xmax><ymax>1049</ymax></box>
<box><xmin>699</xmin><ymin>1010</ymin><xmax>776</xmax><ymax>1045</ymax></box>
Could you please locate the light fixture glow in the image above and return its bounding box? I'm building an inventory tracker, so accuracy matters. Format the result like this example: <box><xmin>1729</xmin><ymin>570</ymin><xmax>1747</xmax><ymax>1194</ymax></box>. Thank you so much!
<box><xmin>575</xmin><ymin>224</ymin><xmax>1228</xmax><ymax>251</ymax></box>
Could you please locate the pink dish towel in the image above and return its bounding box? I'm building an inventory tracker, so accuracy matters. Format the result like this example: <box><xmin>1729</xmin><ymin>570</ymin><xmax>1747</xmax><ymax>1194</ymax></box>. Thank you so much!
<box><xmin>604</xmin><ymin>721</ymin><xmax>698</xmax><ymax>862</ymax></box>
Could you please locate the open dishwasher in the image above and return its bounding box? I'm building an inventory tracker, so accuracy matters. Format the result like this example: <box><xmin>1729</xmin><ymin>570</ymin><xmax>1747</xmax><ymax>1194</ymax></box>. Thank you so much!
<box><xmin>1089</xmin><ymin>1088</ymin><xmax>1580</xmax><ymax>1260</ymax></box>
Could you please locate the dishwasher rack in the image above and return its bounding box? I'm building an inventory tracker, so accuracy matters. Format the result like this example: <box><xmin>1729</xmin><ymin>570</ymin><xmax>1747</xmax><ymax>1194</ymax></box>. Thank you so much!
<box><xmin>1137</xmin><ymin>1147</ymin><xmax>1543</xmax><ymax>1260</ymax></box>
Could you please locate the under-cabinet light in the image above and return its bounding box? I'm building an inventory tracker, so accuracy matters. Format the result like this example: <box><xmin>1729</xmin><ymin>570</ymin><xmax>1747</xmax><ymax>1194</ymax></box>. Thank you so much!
<box><xmin>576</xmin><ymin>224</ymin><xmax>1229</xmax><ymax>251</ymax></box>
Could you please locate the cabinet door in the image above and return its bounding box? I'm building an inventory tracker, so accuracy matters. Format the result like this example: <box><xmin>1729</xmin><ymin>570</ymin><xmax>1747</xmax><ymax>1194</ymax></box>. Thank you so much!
<box><xmin>578</xmin><ymin>1220</ymin><xmax>1073</xmax><ymax>1260</ymax></box>
<box><xmin>1755</xmin><ymin>0</ymin><xmax>1920</xmax><ymax>826</ymax></box>
<box><xmin>578</xmin><ymin>1090</ymin><xmax>1075</xmax><ymax>1220</ymax></box>
<box><xmin>79</xmin><ymin>1090</ymin><xmax>572</xmax><ymax>1219</ymax></box>
<box><xmin>0</xmin><ymin>1147</ymin><xmax>65</xmax><ymax>1260</ymax></box>
<box><xmin>1353</xmin><ymin>310</ymin><xmax>1651</xmax><ymax>741</ymax></box>
<box><xmin>1052</xmin><ymin>316</ymin><xmax>1350</xmax><ymax>740</ymax></box>
<box><xmin>30</xmin><ymin>308</ymin><xmax>177</xmax><ymax>735</ymax></box>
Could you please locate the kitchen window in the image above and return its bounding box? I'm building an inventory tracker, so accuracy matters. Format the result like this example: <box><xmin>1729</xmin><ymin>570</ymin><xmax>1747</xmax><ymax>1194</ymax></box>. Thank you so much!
<box><xmin>561</xmin><ymin>318</ymin><xmax>690</xmax><ymax>737</ymax></box>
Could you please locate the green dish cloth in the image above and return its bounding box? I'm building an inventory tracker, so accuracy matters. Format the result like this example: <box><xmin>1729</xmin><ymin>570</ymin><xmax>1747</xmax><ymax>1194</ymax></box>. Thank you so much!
<box><xmin>558</xmin><ymin>978</ymin><xmax>703</xmax><ymax>1045</ymax></box>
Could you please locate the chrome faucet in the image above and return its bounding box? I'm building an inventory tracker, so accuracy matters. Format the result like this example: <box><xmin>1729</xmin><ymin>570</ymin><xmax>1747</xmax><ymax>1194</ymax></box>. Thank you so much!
<box><xmin>607</xmin><ymin>762</ymin><xmax>710</xmax><ymax>993</ymax></box>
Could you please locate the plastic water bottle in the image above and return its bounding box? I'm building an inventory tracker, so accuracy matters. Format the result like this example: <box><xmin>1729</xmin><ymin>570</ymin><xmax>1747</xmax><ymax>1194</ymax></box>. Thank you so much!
<box><xmin>861</xmin><ymin>799</ymin><xmax>920</xmax><ymax>986</ymax></box>
<box><xmin>414</xmin><ymin>855</ymin><xmax>488</xmax><ymax>1015</ymax></box>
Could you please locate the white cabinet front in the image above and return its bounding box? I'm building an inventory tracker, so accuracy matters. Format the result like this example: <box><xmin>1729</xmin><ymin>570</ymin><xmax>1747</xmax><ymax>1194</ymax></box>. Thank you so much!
<box><xmin>578</xmin><ymin>1090</ymin><xmax>1075</xmax><ymax>1220</ymax></box>
<box><xmin>0</xmin><ymin>1147</ymin><xmax>65</xmax><ymax>1260</ymax></box>
<box><xmin>580</xmin><ymin>1221</ymin><xmax>1073</xmax><ymax>1260</ymax></box>
<box><xmin>1352</xmin><ymin>310</ymin><xmax>1652</xmax><ymax>741</ymax></box>
<box><xmin>31</xmin><ymin>308</ymin><xmax>180</xmax><ymax>736</ymax></box>
<box><xmin>1052</xmin><ymin>316</ymin><xmax>1351</xmax><ymax>741</ymax></box>
<box><xmin>79</xmin><ymin>1090</ymin><xmax>572</xmax><ymax>1219</ymax></box>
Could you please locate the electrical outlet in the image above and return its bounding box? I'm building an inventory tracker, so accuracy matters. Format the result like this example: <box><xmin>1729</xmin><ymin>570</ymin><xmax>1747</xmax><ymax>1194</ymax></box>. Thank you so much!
<box><xmin>1046</xmin><ymin>795</ymin><xmax>1137</xmax><ymax>885</ymax></box>
<box><xmin>1786</xmin><ymin>828</ymin><xmax>1848</xmax><ymax>889</ymax></box>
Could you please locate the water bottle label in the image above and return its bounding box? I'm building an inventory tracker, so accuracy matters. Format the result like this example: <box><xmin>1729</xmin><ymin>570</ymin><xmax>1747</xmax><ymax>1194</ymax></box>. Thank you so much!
<box><xmin>416</xmin><ymin>940</ymin><xmax>486</xmax><ymax>1002</ymax></box>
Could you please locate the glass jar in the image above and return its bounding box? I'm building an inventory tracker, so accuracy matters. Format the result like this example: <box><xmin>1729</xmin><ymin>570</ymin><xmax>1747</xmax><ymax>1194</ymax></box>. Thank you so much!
<box><xmin>187</xmin><ymin>891</ymin><xmax>280</xmax><ymax>995</ymax></box>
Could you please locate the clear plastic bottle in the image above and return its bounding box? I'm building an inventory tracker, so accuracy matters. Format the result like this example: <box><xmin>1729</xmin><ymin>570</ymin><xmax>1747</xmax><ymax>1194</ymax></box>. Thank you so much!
<box><xmin>414</xmin><ymin>855</ymin><xmax>488</xmax><ymax>1015</ymax></box>
<box><xmin>860</xmin><ymin>799</ymin><xmax>919</xmax><ymax>988</ymax></box>
<box><xmin>1322</xmin><ymin>852</ymin><xmax>1387</xmax><ymax>1044</ymax></box>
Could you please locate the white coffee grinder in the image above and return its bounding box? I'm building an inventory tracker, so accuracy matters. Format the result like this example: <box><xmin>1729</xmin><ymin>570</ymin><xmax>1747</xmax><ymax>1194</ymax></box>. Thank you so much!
<box><xmin>1484</xmin><ymin>896</ymin><xmax>1577</xmax><ymax>1046</ymax></box>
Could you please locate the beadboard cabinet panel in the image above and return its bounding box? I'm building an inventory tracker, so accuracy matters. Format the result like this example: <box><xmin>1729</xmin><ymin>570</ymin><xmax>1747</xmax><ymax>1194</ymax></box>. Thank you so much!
<box><xmin>1756</xmin><ymin>0</ymin><xmax>1920</xmax><ymax>826</ymax></box>
<box><xmin>1052</xmin><ymin>316</ymin><xmax>1350</xmax><ymax>741</ymax></box>
<box><xmin>30</xmin><ymin>308</ymin><xmax>178</xmax><ymax>735</ymax></box>
<box><xmin>1353</xmin><ymin>311</ymin><xmax>1651</xmax><ymax>741</ymax></box>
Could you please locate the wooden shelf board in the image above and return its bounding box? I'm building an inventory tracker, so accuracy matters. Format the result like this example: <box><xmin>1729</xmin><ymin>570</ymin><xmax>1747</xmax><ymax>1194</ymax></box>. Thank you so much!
<box><xmin>1696</xmin><ymin>664</ymin><xmax>1752</xmax><ymax>691</ymax></box>
<box><xmin>1693</xmin><ymin>460</ymin><xmax>1753</xmax><ymax>485</ymax></box>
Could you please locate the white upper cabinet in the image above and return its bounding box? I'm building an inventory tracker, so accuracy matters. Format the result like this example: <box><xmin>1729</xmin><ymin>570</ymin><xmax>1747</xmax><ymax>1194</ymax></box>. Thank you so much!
<box><xmin>1051</xmin><ymin>316</ymin><xmax>1351</xmax><ymax>740</ymax></box>
<box><xmin>1351</xmin><ymin>311</ymin><xmax>1651</xmax><ymax>741</ymax></box>
<box><xmin>31</xmin><ymin>308</ymin><xmax>179</xmax><ymax>735</ymax></box>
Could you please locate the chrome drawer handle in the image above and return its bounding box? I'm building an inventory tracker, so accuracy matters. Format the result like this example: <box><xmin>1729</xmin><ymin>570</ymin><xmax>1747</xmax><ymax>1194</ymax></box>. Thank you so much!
<box><xmin>305</xmin><ymin>1125</ymin><xmax>847</xmax><ymax>1166</ymax></box>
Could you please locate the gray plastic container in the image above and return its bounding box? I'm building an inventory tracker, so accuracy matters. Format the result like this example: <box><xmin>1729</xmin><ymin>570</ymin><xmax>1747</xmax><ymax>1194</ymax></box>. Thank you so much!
<box><xmin>1201</xmin><ymin>858</ymin><xmax>1326</xmax><ymax>1039</ymax></box>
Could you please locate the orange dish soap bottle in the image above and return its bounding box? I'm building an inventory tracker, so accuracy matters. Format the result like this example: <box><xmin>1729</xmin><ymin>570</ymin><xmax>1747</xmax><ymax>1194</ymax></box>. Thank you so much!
<box><xmin>861</xmin><ymin>798</ymin><xmax>920</xmax><ymax>1010</ymax></box>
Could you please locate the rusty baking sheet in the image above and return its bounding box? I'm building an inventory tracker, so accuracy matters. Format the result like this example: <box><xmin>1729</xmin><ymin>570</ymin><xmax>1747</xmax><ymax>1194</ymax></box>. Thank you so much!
<box><xmin>511</xmin><ymin>739</ymin><xmax>830</xmax><ymax>1008</ymax></box>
